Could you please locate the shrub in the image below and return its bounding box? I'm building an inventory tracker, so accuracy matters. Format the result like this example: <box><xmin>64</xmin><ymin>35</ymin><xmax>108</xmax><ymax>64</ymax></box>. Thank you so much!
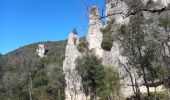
<box><xmin>76</xmin><ymin>51</ymin><xmax>105</xmax><ymax>98</ymax></box>
<box><xmin>76</xmin><ymin>51</ymin><xmax>121</xmax><ymax>99</ymax></box>
<box><xmin>77</xmin><ymin>39</ymin><xmax>88</xmax><ymax>53</ymax></box>
<box><xmin>101</xmin><ymin>19</ymin><xmax>115</xmax><ymax>51</ymax></box>
<box><xmin>155</xmin><ymin>67</ymin><xmax>168</xmax><ymax>79</ymax></box>
<box><xmin>101</xmin><ymin>32</ymin><xmax>113</xmax><ymax>51</ymax></box>
<box><xmin>99</xmin><ymin>67</ymin><xmax>121</xmax><ymax>100</ymax></box>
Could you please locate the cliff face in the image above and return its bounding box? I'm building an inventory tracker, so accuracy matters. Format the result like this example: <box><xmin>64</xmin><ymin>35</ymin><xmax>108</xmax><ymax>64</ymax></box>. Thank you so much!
<box><xmin>104</xmin><ymin>0</ymin><xmax>170</xmax><ymax>95</ymax></box>
<box><xmin>63</xmin><ymin>0</ymin><xmax>170</xmax><ymax>99</ymax></box>
<box><xmin>105</xmin><ymin>0</ymin><xmax>129</xmax><ymax>25</ymax></box>
<box><xmin>103</xmin><ymin>0</ymin><xmax>135</xmax><ymax>97</ymax></box>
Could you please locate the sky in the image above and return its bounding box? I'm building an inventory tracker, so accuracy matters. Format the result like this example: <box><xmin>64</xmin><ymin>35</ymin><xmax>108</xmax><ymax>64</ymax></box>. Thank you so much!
<box><xmin>0</xmin><ymin>0</ymin><xmax>103</xmax><ymax>54</ymax></box>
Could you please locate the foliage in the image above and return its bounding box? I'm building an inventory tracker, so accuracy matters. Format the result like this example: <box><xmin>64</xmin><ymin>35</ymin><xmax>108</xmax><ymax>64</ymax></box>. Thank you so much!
<box><xmin>0</xmin><ymin>41</ymin><xmax>66</xmax><ymax>100</ymax></box>
<box><xmin>99</xmin><ymin>67</ymin><xmax>121</xmax><ymax>100</ymax></box>
<box><xmin>72</xmin><ymin>28</ymin><xmax>78</xmax><ymax>34</ymax></box>
<box><xmin>101</xmin><ymin>19</ymin><xmax>115</xmax><ymax>51</ymax></box>
<box><xmin>128</xmin><ymin>90</ymin><xmax>170</xmax><ymax>100</ymax></box>
<box><xmin>76</xmin><ymin>51</ymin><xmax>121</xmax><ymax>99</ymax></box>
<box><xmin>77</xmin><ymin>38</ymin><xmax>88</xmax><ymax>53</ymax></box>
<box><xmin>155</xmin><ymin>67</ymin><xmax>168</xmax><ymax>80</ymax></box>
<box><xmin>47</xmin><ymin>64</ymin><xmax>65</xmax><ymax>100</ymax></box>
<box><xmin>76</xmin><ymin>51</ymin><xmax>105</xmax><ymax>98</ymax></box>
<box><xmin>158</xmin><ymin>14</ymin><xmax>170</xmax><ymax>31</ymax></box>
<box><xmin>117</xmin><ymin>12</ymin><xmax>162</xmax><ymax>97</ymax></box>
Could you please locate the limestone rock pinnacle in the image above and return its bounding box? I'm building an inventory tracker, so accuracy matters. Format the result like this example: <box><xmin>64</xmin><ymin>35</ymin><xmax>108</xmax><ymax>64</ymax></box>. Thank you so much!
<box><xmin>63</xmin><ymin>30</ymin><xmax>87</xmax><ymax>100</ymax></box>
<box><xmin>36</xmin><ymin>44</ymin><xmax>47</xmax><ymax>58</ymax></box>
<box><xmin>87</xmin><ymin>6</ymin><xmax>103</xmax><ymax>58</ymax></box>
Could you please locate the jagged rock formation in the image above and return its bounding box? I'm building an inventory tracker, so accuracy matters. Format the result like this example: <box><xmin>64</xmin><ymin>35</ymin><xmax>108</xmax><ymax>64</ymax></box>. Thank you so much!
<box><xmin>63</xmin><ymin>30</ymin><xmax>86</xmax><ymax>100</ymax></box>
<box><xmin>103</xmin><ymin>0</ymin><xmax>170</xmax><ymax>96</ymax></box>
<box><xmin>63</xmin><ymin>0</ymin><xmax>170</xmax><ymax>99</ymax></box>
<box><xmin>105</xmin><ymin>0</ymin><xmax>129</xmax><ymax>25</ymax></box>
<box><xmin>102</xmin><ymin>43</ymin><xmax>136</xmax><ymax>97</ymax></box>
<box><xmin>103</xmin><ymin>0</ymin><xmax>136</xmax><ymax>97</ymax></box>
<box><xmin>36</xmin><ymin>44</ymin><xmax>47</xmax><ymax>58</ymax></box>
<box><xmin>87</xmin><ymin>6</ymin><xmax>103</xmax><ymax>57</ymax></box>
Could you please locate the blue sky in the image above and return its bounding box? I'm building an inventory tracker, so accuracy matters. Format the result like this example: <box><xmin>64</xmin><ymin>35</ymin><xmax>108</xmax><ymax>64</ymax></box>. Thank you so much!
<box><xmin>0</xmin><ymin>0</ymin><xmax>103</xmax><ymax>54</ymax></box>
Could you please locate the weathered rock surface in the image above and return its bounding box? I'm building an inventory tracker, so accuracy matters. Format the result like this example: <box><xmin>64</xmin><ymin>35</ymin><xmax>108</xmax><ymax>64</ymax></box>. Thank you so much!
<box><xmin>63</xmin><ymin>31</ymin><xmax>86</xmax><ymax>100</ymax></box>
<box><xmin>105</xmin><ymin>0</ymin><xmax>129</xmax><ymax>25</ymax></box>
<box><xmin>63</xmin><ymin>0</ymin><xmax>170</xmax><ymax>99</ymax></box>
<box><xmin>36</xmin><ymin>44</ymin><xmax>46</xmax><ymax>58</ymax></box>
<box><xmin>86</xmin><ymin>6</ymin><xmax>103</xmax><ymax>58</ymax></box>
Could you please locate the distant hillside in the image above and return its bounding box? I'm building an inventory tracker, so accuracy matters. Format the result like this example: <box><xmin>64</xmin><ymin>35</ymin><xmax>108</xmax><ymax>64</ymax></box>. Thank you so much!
<box><xmin>0</xmin><ymin>40</ymin><xmax>67</xmax><ymax>100</ymax></box>
<box><xmin>1</xmin><ymin>40</ymin><xmax>66</xmax><ymax>67</ymax></box>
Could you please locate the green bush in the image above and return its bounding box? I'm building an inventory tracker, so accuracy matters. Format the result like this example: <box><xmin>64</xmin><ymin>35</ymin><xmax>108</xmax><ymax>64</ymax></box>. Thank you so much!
<box><xmin>76</xmin><ymin>51</ymin><xmax>121</xmax><ymax>99</ymax></box>
<box><xmin>77</xmin><ymin>39</ymin><xmax>88</xmax><ymax>53</ymax></box>
<box><xmin>155</xmin><ymin>67</ymin><xmax>168</xmax><ymax>79</ymax></box>
<box><xmin>76</xmin><ymin>51</ymin><xmax>105</xmax><ymax>98</ymax></box>
<box><xmin>101</xmin><ymin>32</ymin><xmax>113</xmax><ymax>51</ymax></box>
<box><xmin>128</xmin><ymin>90</ymin><xmax>170</xmax><ymax>100</ymax></box>
<box><xmin>101</xmin><ymin>19</ymin><xmax>115</xmax><ymax>51</ymax></box>
<box><xmin>99</xmin><ymin>67</ymin><xmax>121</xmax><ymax>100</ymax></box>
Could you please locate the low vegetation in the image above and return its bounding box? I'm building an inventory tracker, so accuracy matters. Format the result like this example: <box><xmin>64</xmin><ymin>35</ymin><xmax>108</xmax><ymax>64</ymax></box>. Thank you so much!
<box><xmin>101</xmin><ymin>19</ymin><xmax>115</xmax><ymax>51</ymax></box>
<box><xmin>76</xmin><ymin>51</ymin><xmax>121</xmax><ymax>99</ymax></box>
<box><xmin>0</xmin><ymin>41</ymin><xmax>67</xmax><ymax>100</ymax></box>
<box><xmin>77</xmin><ymin>38</ymin><xmax>88</xmax><ymax>53</ymax></box>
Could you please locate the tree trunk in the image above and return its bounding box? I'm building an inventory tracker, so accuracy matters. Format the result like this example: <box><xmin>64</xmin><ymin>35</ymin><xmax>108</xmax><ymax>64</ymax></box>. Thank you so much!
<box><xmin>29</xmin><ymin>75</ymin><xmax>33</xmax><ymax>100</ymax></box>
<box><xmin>118</xmin><ymin>60</ymin><xmax>141</xmax><ymax>99</ymax></box>
<box><xmin>154</xmin><ymin>86</ymin><xmax>157</xmax><ymax>100</ymax></box>
<box><xmin>141</xmin><ymin>66</ymin><xmax>151</xmax><ymax>97</ymax></box>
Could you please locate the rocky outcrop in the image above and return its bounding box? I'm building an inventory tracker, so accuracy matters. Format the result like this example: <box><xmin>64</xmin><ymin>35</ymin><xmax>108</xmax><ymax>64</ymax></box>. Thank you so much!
<box><xmin>36</xmin><ymin>44</ymin><xmax>47</xmax><ymax>58</ymax></box>
<box><xmin>102</xmin><ymin>42</ymin><xmax>137</xmax><ymax>97</ymax></box>
<box><xmin>63</xmin><ymin>30</ymin><xmax>86</xmax><ymax>100</ymax></box>
<box><xmin>105</xmin><ymin>0</ymin><xmax>129</xmax><ymax>25</ymax></box>
<box><xmin>85</xmin><ymin>4</ymin><xmax>136</xmax><ymax>97</ymax></box>
<box><xmin>86</xmin><ymin>6</ymin><xmax>103</xmax><ymax>58</ymax></box>
<box><xmin>103</xmin><ymin>1</ymin><xmax>136</xmax><ymax>97</ymax></box>
<box><xmin>103</xmin><ymin>0</ymin><xmax>170</xmax><ymax>97</ymax></box>
<box><xmin>63</xmin><ymin>0</ymin><xmax>170</xmax><ymax>99</ymax></box>
<box><xmin>153</xmin><ymin>0</ymin><xmax>170</xmax><ymax>6</ymax></box>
